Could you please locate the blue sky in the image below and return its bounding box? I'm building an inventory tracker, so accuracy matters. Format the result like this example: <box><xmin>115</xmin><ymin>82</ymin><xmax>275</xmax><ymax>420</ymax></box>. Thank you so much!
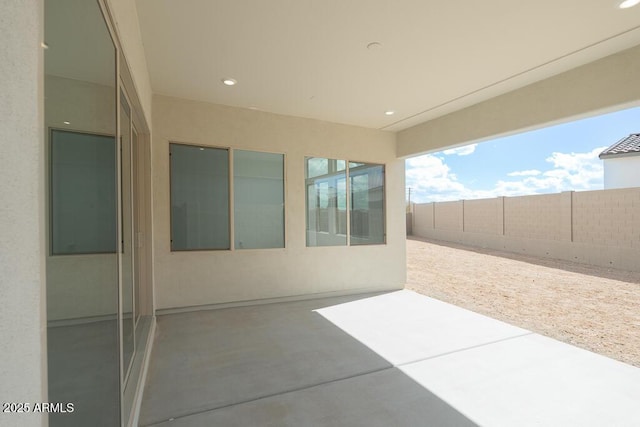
<box><xmin>405</xmin><ymin>106</ymin><xmax>640</xmax><ymax>203</ymax></box>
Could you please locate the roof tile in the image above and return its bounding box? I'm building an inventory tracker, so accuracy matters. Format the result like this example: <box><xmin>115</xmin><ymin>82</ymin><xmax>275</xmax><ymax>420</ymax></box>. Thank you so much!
<box><xmin>599</xmin><ymin>133</ymin><xmax>640</xmax><ymax>158</ymax></box>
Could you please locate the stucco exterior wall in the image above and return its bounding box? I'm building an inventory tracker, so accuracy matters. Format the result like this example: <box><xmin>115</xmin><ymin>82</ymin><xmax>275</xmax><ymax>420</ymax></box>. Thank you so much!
<box><xmin>412</xmin><ymin>188</ymin><xmax>640</xmax><ymax>272</ymax></box>
<box><xmin>603</xmin><ymin>157</ymin><xmax>640</xmax><ymax>189</ymax></box>
<box><xmin>0</xmin><ymin>0</ymin><xmax>47</xmax><ymax>424</ymax></box>
<box><xmin>152</xmin><ymin>95</ymin><xmax>406</xmax><ymax>311</ymax></box>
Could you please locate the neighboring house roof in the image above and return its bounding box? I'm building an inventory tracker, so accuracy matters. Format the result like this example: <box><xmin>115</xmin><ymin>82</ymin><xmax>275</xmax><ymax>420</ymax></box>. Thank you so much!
<box><xmin>599</xmin><ymin>133</ymin><xmax>640</xmax><ymax>159</ymax></box>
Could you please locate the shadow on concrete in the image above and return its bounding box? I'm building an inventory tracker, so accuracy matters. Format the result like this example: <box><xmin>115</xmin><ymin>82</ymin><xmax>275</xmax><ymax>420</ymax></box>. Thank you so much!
<box><xmin>139</xmin><ymin>292</ymin><xmax>476</xmax><ymax>427</ymax></box>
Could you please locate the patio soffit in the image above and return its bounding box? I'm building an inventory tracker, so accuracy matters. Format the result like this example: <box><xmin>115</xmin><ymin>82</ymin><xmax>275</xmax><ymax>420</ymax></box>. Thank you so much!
<box><xmin>134</xmin><ymin>0</ymin><xmax>640</xmax><ymax>131</ymax></box>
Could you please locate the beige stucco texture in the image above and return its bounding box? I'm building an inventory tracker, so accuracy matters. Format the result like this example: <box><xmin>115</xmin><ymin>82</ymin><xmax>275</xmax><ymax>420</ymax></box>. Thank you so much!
<box><xmin>0</xmin><ymin>0</ymin><xmax>47</xmax><ymax>422</ymax></box>
<box><xmin>152</xmin><ymin>95</ymin><xmax>406</xmax><ymax>311</ymax></box>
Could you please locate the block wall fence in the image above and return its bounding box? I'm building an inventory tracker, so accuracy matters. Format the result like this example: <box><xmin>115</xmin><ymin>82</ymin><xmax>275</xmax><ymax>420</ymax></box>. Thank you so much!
<box><xmin>411</xmin><ymin>188</ymin><xmax>640</xmax><ymax>272</ymax></box>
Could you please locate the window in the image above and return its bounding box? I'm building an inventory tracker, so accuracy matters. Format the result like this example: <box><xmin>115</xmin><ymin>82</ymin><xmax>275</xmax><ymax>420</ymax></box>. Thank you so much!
<box><xmin>234</xmin><ymin>150</ymin><xmax>284</xmax><ymax>249</ymax></box>
<box><xmin>349</xmin><ymin>162</ymin><xmax>385</xmax><ymax>245</ymax></box>
<box><xmin>50</xmin><ymin>129</ymin><xmax>117</xmax><ymax>255</ymax></box>
<box><xmin>169</xmin><ymin>144</ymin><xmax>286</xmax><ymax>251</ymax></box>
<box><xmin>170</xmin><ymin>144</ymin><xmax>229</xmax><ymax>250</ymax></box>
<box><xmin>305</xmin><ymin>158</ymin><xmax>348</xmax><ymax>246</ymax></box>
<box><xmin>305</xmin><ymin>158</ymin><xmax>384</xmax><ymax>246</ymax></box>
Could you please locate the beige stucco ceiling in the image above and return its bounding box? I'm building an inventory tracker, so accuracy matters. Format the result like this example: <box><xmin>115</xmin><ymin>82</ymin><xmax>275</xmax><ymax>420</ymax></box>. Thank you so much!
<box><xmin>136</xmin><ymin>0</ymin><xmax>640</xmax><ymax>131</ymax></box>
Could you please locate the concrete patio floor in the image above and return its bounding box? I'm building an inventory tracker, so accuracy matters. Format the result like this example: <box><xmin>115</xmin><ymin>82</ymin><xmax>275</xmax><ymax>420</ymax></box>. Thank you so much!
<box><xmin>139</xmin><ymin>290</ymin><xmax>640</xmax><ymax>426</ymax></box>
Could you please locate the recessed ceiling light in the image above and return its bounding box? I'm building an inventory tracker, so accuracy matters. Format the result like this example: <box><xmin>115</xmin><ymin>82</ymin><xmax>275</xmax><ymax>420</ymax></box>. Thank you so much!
<box><xmin>367</xmin><ymin>42</ymin><xmax>382</xmax><ymax>50</ymax></box>
<box><xmin>384</xmin><ymin>110</ymin><xmax>395</xmax><ymax>116</ymax></box>
<box><xmin>619</xmin><ymin>0</ymin><xmax>640</xmax><ymax>8</ymax></box>
<box><xmin>248</xmin><ymin>106</ymin><xmax>259</xmax><ymax>110</ymax></box>
<box><xmin>63</xmin><ymin>121</ymin><xmax>70</xmax><ymax>125</ymax></box>
<box><xmin>222</xmin><ymin>78</ymin><xmax>237</xmax><ymax>86</ymax></box>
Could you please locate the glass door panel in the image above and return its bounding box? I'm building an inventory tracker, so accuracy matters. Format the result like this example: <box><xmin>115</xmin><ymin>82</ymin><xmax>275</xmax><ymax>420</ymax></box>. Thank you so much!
<box><xmin>45</xmin><ymin>0</ymin><xmax>120</xmax><ymax>425</ymax></box>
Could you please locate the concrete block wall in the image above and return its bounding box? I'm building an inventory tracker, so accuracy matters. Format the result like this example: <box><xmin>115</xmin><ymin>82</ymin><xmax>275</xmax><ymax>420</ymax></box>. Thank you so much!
<box><xmin>413</xmin><ymin>202</ymin><xmax>435</xmax><ymax>236</ymax></box>
<box><xmin>464</xmin><ymin>198</ymin><xmax>503</xmax><ymax>235</ymax></box>
<box><xmin>434</xmin><ymin>201</ymin><xmax>463</xmax><ymax>231</ymax></box>
<box><xmin>573</xmin><ymin>189</ymin><xmax>640</xmax><ymax>249</ymax></box>
<box><xmin>412</xmin><ymin>188</ymin><xmax>640</xmax><ymax>272</ymax></box>
<box><xmin>504</xmin><ymin>193</ymin><xmax>563</xmax><ymax>241</ymax></box>
<box><xmin>406</xmin><ymin>212</ymin><xmax>413</xmax><ymax>235</ymax></box>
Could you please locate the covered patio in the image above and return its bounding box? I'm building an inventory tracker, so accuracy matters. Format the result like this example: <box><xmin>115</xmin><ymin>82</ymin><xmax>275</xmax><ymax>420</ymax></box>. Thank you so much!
<box><xmin>3</xmin><ymin>1</ymin><xmax>640</xmax><ymax>426</ymax></box>
<box><xmin>139</xmin><ymin>291</ymin><xmax>640</xmax><ymax>426</ymax></box>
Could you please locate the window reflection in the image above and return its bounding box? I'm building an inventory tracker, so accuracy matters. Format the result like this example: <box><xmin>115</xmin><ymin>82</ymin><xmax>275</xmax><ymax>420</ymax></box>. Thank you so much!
<box><xmin>45</xmin><ymin>0</ymin><xmax>121</xmax><ymax>425</ymax></box>
<box><xmin>234</xmin><ymin>150</ymin><xmax>285</xmax><ymax>249</ymax></box>
<box><xmin>305</xmin><ymin>157</ymin><xmax>385</xmax><ymax>246</ymax></box>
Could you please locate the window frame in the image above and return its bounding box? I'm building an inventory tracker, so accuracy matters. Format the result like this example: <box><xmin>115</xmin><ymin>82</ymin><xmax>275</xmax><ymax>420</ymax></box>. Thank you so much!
<box><xmin>305</xmin><ymin>158</ymin><xmax>349</xmax><ymax>247</ymax></box>
<box><xmin>348</xmin><ymin>161</ymin><xmax>386</xmax><ymax>246</ymax></box>
<box><xmin>49</xmin><ymin>127</ymin><xmax>118</xmax><ymax>256</ymax></box>
<box><xmin>169</xmin><ymin>141</ymin><xmax>231</xmax><ymax>252</ymax></box>
<box><xmin>169</xmin><ymin>142</ymin><xmax>287</xmax><ymax>252</ymax></box>
<box><xmin>305</xmin><ymin>156</ymin><xmax>386</xmax><ymax>247</ymax></box>
<box><xmin>232</xmin><ymin>148</ymin><xmax>287</xmax><ymax>250</ymax></box>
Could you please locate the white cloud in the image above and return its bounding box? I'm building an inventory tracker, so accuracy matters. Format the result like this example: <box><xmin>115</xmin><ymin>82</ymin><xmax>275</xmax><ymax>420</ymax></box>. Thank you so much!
<box><xmin>541</xmin><ymin>147</ymin><xmax>606</xmax><ymax>190</ymax></box>
<box><xmin>442</xmin><ymin>143</ymin><xmax>477</xmax><ymax>156</ymax></box>
<box><xmin>405</xmin><ymin>146</ymin><xmax>607</xmax><ymax>203</ymax></box>
<box><xmin>405</xmin><ymin>155</ymin><xmax>493</xmax><ymax>202</ymax></box>
<box><xmin>507</xmin><ymin>169</ymin><xmax>541</xmax><ymax>177</ymax></box>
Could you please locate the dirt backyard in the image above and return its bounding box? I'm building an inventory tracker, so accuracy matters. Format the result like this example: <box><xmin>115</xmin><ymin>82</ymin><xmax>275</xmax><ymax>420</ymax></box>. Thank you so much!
<box><xmin>406</xmin><ymin>236</ymin><xmax>640</xmax><ymax>367</ymax></box>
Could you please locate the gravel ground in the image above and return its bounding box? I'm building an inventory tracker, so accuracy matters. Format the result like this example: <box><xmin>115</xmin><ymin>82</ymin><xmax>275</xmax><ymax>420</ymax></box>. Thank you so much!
<box><xmin>406</xmin><ymin>236</ymin><xmax>640</xmax><ymax>367</ymax></box>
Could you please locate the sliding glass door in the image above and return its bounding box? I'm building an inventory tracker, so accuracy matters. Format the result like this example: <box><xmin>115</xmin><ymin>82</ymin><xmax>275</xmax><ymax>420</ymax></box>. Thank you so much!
<box><xmin>45</xmin><ymin>0</ymin><xmax>120</xmax><ymax>425</ymax></box>
<box><xmin>45</xmin><ymin>1</ymin><xmax>148</xmax><ymax>426</ymax></box>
